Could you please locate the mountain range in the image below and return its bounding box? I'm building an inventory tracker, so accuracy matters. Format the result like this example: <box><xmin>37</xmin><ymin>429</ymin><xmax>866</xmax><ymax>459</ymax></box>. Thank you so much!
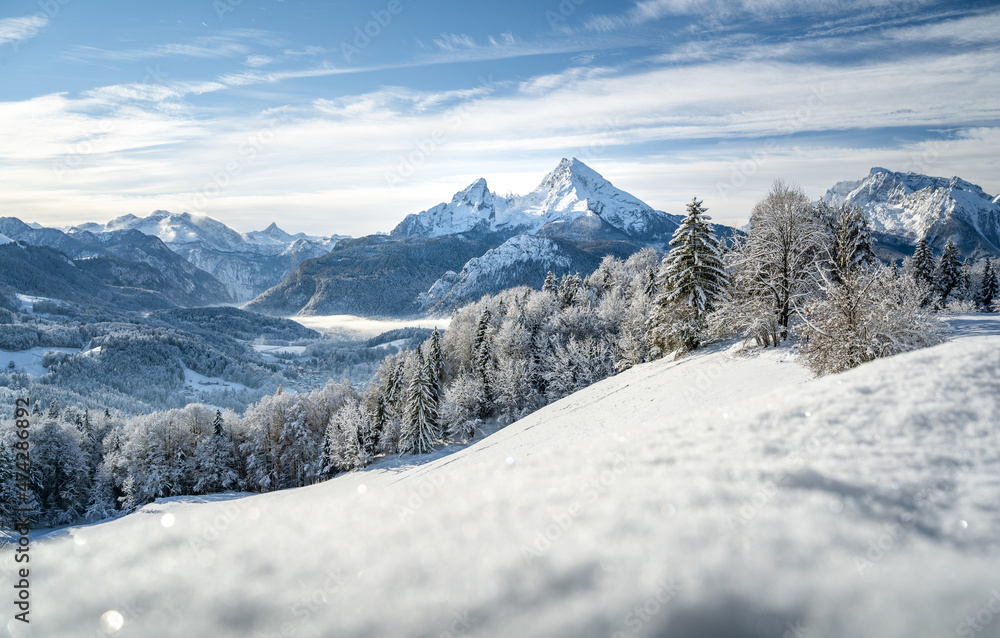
<box><xmin>250</xmin><ymin>158</ymin><xmax>694</xmax><ymax>316</ymax></box>
<box><xmin>1</xmin><ymin>160</ymin><xmax>998</xmax><ymax>318</ymax></box>
<box><xmin>73</xmin><ymin>211</ymin><xmax>344</xmax><ymax>302</ymax></box>
<box><xmin>824</xmin><ymin>167</ymin><xmax>1000</xmax><ymax>257</ymax></box>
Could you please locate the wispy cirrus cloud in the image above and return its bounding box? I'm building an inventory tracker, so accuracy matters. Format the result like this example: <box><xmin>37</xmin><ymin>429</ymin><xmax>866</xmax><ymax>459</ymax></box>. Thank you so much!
<box><xmin>0</xmin><ymin>14</ymin><xmax>48</xmax><ymax>45</ymax></box>
<box><xmin>63</xmin><ymin>29</ymin><xmax>278</xmax><ymax>62</ymax></box>
<box><xmin>432</xmin><ymin>33</ymin><xmax>476</xmax><ymax>51</ymax></box>
<box><xmin>584</xmin><ymin>0</ymin><xmax>938</xmax><ymax>31</ymax></box>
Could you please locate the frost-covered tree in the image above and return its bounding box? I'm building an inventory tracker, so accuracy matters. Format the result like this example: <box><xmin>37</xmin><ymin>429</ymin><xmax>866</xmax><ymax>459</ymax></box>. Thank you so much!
<box><xmin>912</xmin><ymin>238</ymin><xmax>935</xmax><ymax>286</ymax></box>
<box><xmin>978</xmin><ymin>258</ymin><xmax>998</xmax><ymax>311</ymax></box>
<box><xmin>472</xmin><ymin>308</ymin><xmax>494</xmax><ymax>414</ymax></box>
<box><xmin>400</xmin><ymin>352</ymin><xmax>438</xmax><ymax>455</ymax></box>
<box><xmin>799</xmin><ymin>266</ymin><xmax>945</xmax><ymax>375</ymax></box>
<box><xmin>650</xmin><ymin>197</ymin><xmax>728</xmax><ymax>352</ymax></box>
<box><xmin>542</xmin><ymin>271</ymin><xmax>559</xmax><ymax>294</ymax></box>
<box><xmin>935</xmin><ymin>239</ymin><xmax>964</xmax><ymax>306</ymax></box>
<box><xmin>821</xmin><ymin>202</ymin><xmax>876</xmax><ymax>282</ymax></box>
<box><xmin>558</xmin><ymin>273</ymin><xmax>582</xmax><ymax>308</ymax></box>
<box><xmin>31</xmin><ymin>419</ymin><xmax>91</xmax><ymax>526</ymax></box>
<box><xmin>718</xmin><ymin>180</ymin><xmax>825</xmax><ymax>345</ymax></box>
<box><xmin>325</xmin><ymin>397</ymin><xmax>373</xmax><ymax>472</ymax></box>
<box><xmin>440</xmin><ymin>372</ymin><xmax>484</xmax><ymax>442</ymax></box>
<box><xmin>193</xmin><ymin>412</ymin><xmax>238</xmax><ymax>494</ymax></box>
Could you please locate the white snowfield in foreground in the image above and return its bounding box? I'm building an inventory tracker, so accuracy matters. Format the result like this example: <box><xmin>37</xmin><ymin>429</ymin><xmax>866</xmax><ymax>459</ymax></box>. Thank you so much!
<box><xmin>13</xmin><ymin>318</ymin><xmax>1000</xmax><ymax>638</ymax></box>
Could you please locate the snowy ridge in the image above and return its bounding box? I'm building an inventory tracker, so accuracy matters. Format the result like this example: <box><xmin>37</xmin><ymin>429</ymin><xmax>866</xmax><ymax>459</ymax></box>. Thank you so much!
<box><xmin>77</xmin><ymin>211</ymin><xmax>341</xmax><ymax>301</ymax></box>
<box><xmin>393</xmin><ymin>158</ymin><xmax>679</xmax><ymax>242</ymax></box>
<box><xmin>27</xmin><ymin>319</ymin><xmax>1000</xmax><ymax>637</ymax></box>
<box><xmin>824</xmin><ymin>167</ymin><xmax>1000</xmax><ymax>254</ymax></box>
<box><xmin>418</xmin><ymin>235</ymin><xmax>572</xmax><ymax>310</ymax></box>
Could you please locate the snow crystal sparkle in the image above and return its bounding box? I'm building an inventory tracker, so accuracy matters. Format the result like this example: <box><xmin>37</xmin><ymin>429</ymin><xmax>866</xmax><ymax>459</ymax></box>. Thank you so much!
<box><xmin>101</xmin><ymin>610</ymin><xmax>125</xmax><ymax>633</ymax></box>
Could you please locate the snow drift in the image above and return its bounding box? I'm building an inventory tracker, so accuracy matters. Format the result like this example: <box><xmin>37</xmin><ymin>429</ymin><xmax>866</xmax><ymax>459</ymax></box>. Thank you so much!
<box><xmin>12</xmin><ymin>320</ymin><xmax>1000</xmax><ymax>638</ymax></box>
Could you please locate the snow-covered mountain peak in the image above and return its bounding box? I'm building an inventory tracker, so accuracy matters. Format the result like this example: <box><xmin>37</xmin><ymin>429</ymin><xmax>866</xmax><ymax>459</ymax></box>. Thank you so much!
<box><xmin>102</xmin><ymin>210</ymin><xmax>246</xmax><ymax>251</ymax></box>
<box><xmin>824</xmin><ymin>167</ymin><xmax>1000</xmax><ymax>255</ymax></box>
<box><xmin>535</xmin><ymin>157</ymin><xmax>607</xmax><ymax>196</ymax></box>
<box><xmin>451</xmin><ymin>177</ymin><xmax>495</xmax><ymax>210</ymax></box>
<box><xmin>393</xmin><ymin>158</ymin><xmax>678</xmax><ymax>242</ymax></box>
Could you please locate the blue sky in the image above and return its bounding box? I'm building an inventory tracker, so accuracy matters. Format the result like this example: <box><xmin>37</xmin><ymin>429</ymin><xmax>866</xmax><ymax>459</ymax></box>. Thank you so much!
<box><xmin>1</xmin><ymin>0</ymin><xmax>998</xmax><ymax>235</ymax></box>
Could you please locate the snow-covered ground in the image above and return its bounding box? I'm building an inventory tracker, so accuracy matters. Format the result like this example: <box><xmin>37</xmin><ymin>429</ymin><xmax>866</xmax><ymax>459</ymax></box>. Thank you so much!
<box><xmin>14</xmin><ymin>294</ymin><xmax>62</xmax><ymax>314</ymax></box>
<box><xmin>0</xmin><ymin>347</ymin><xmax>81</xmax><ymax>376</ymax></box>
<box><xmin>179</xmin><ymin>366</ymin><xmax>251</xmax><ymax>406</ymax></box>
<box><xmin>292</xmin><ymin>314</ymin><xmax>451</xmax><ymax>340</ymax></box>
<box><xmin>8</xmin><ymin>316</ymin><xmax>1000</xmax><ymax>638</ymax></box>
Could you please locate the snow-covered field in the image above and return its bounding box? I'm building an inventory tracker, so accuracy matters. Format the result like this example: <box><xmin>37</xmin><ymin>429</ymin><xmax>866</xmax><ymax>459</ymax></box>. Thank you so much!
<box><xmin>0</xmin><ymin>347</ymin><xmax>81</xmax><ymax>377</ymax></box>
<box><xmin>8</xmin><ymin>316</ymin><xmax>1000</xmax><ymax>637</ymax></box>
<box><xmin>291</xmin><ymin>314</ymin><xmax>451</xmax><ymax>340</ymax></box>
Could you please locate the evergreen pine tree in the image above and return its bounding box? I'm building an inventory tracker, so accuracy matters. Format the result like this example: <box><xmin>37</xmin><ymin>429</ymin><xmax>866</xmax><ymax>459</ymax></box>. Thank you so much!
<box><xmin>558</xmin><ymin>273</ymin><xmax>581</xmax><ymax>308</ymax></box>
<box><xmin>978</xmin><ymin>258</ymin><xmax>998</xmax><ymax>311</ymax></box>
<box><xmin>935</xmin><ymin>239</ymin><xmax>963</xmax><ymax>304</ymax></box>
<box><xmin>658</xmin><ymin>197</ymin><xmax>728</xmax><ymax>315</ymax></box>
<box><xmin>213</xmin><ymin>409</ymin><xmax>225</xmax><ymax>436</ymax></box>
<box><xmin>473</xmin><ymin>308</ymin><xmax>494</xmax><ymax>414</ymax></box>
<box><xmin>826</xmin><ymin>203</ymin><xmax>876</xmax><ymax>282</ymax></box>
<box><xmin>401</xmin><ymin>352</ymin><xmax>438</xmax><ymax>455</ymax></box>
<box><xmin>47</xmin><ymin>400</ymin><xmax>60</xmax><ymax>419</ymax></box>
<box><xmin>428</xmin><ymin>329</ymin><xmax>445</xmax><ymax>387</ymax></box>
<box><xmin>426</xmin><ymin>329</ymin><xmax>446</xmax><ymax>436</ymax></box>
<box><xmin>912</xmin><ymin>238</ymin><xmax>934</xmax><ymax>285</ymax></box>
<box><xmin>650</xmin><ymin>197</ymin><xmax>728</xmax><ymax>351</ymax></box>
<box><xmin>542</xmin><ymin>271</ymin><xmax>558</xmax><ymax>294</ymax></box>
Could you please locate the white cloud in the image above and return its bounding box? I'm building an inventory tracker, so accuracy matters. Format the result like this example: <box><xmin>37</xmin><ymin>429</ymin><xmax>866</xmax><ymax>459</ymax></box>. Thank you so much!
<box><xmin>432</xmin><ymin>33</ymin><xmax>476</xmax><ymax>51</ymax></box>
<box><xmin>2</xmin><ymin>10</ymin><xmax>999</xmax><ymax>237</ymax></box>
<box><xmin>64</xmin><ymin>30</ymin><xmax>276</xmax><ymax>62</ymax></box>
<box><xmin>0</xmin><ymin>15</ymin><xmax>48</xmax><ymax>45</ymax></box>
<box><xmin>245</xmin><ymin>54</ymin><xmax>275</xmax><ymax>67</ymax></box>
<box><xmin>585</xmin><ymin>0</ymin><xmax>938</xmax><ymax>31</ymax></box>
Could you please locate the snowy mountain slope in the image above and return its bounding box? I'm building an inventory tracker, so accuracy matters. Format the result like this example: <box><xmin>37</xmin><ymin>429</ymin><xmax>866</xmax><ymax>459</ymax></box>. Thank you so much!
<box><xmin>246</xmin><ymin>235</ymin><xmax>491</xmax><ymax>317</ymax></box>
<box><xmin>80</xmin><ymin>211</ymin><xmax>341</xmax><ymax>301</ymax></box>
<box><xmin>0</xmin><ymin>243</ymin><xmax>184</xmax><ymax>310</ymax></box>
<box><xmin>23</xmin><ymin>319</ymin><xmax>1000</xmax><ymax>637</ymax></box>
<box><xmin>824</xmin><ymin>167</ymin><xmax>1000</xmax><ymax>256</ymax></box>
<box><xmin>392</xmin><ymin>158</ymin><xmax>681</xmax><ymax>243</ymax></box>
<box><xmin>0</xmin><ymin>218</ymin><xmax>232</xmax><ymax>306</ymax></box>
